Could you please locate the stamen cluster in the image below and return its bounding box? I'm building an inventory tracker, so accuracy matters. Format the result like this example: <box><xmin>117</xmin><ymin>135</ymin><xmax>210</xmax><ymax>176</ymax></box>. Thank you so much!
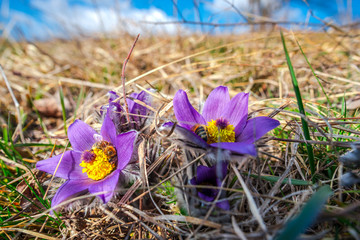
<box><xmin>79</xmin><ymin>142</ymin><xmax>117</xmax><ymax>181</ymax></box>
<box><xmin>206</xmin><ymin>119</ymin><xmax>235</xmax><ymax>144</ymax></box>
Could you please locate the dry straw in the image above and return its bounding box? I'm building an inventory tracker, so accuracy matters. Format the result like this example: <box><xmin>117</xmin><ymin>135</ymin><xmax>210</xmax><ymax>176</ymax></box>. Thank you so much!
<box><xmin>1</xmin><ymin>26</ymin><xmax>360</xmax><ymax>239</ymax></box>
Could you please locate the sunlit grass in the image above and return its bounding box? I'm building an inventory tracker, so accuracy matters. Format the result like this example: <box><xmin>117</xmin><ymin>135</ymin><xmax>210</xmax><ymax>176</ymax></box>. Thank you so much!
<box><xmin>1</xmin><ymin>29</ymin><xmax>360</xmax><ymax>238</ymax></box>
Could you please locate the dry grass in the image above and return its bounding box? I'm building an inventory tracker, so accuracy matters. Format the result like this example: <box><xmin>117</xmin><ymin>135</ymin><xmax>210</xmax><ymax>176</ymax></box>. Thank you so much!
<box><xmin>1</xmin><ymin>29</ymin><xmax>360</xmax><ymax>239</ymax></box>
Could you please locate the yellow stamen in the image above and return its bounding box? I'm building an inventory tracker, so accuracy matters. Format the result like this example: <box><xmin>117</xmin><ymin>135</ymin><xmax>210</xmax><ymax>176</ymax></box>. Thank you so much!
<box><xmin>206</xmin><ymin>119</ymin><xmax>235</xmax><ymax>144</ymax></box>
<box><xmin>79</xmin><ymin>148</ymin><xmax>115</xmax><ymax>181</ymax></box>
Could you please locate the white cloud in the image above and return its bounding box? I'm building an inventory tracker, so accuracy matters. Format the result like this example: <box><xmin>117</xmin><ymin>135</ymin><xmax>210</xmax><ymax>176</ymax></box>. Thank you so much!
<box><xmin>119</xmin><ymin>6</ymin><xmax>180</xmax><ymax>36</ymax></box>
<box><xmin>207</xmin><ymin>0</ymin><xmax>278</xmax><ymax>15</ymax></box>
<box><xmin>5</xmin><ymin>0</ymin><xmax>181</xmax><ymax>40</ymax></box>
<box><xmin>33</xmin><ymin>0</ymin><xmax>181</xmax><ymax>37</ymax></box>
<box><xmin>206</xmin><ymin>0</ymin><xmax>303</xmax><ymax>23</ymax></box>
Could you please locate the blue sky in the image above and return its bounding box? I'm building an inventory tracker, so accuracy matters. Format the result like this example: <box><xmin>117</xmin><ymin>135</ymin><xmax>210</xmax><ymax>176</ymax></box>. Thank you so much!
<box><xmin>0</xmin><ymin>0</ymin><xmax>359</xmax><ymax>40</ymax></box>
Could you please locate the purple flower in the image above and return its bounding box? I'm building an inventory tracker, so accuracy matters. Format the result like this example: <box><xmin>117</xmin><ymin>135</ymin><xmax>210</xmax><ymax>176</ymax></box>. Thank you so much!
<box><xmin>190</xmin><ymin>162</ymin><xmax>230</xmax><ymax>210</ymax></box>
<box><xmin>106</xmin><ymin>90</ymin><xmax>152</xmax><ymax>132</ymax></box>
<box><xmin>168</xmin><ymin>86</ymin><xmax>280</xmax><ymax>156</ymax></box>
<box><xmin>36</xmin><ymin>113</ymin><xmax>137</xmax><ymax>211</ymax></box>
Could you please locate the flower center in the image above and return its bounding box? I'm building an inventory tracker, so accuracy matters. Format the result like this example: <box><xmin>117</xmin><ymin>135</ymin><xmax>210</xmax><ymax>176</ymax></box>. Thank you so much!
<box><xmin>205</xmin><ymin>118</ymin><xmax>235</xmax><ymax>144</ymax></box>
<box><xmin>79</xmin><ymin>141</ymin><xmax>117</xmax><ymax>181</ymax></box>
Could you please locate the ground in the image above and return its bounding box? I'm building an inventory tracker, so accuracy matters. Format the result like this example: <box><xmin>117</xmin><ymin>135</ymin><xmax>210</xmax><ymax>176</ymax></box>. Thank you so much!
<box><xmin>0</xmin><ymin>30</ymin><xmax>360</xmax><ymax>239</ymax></box>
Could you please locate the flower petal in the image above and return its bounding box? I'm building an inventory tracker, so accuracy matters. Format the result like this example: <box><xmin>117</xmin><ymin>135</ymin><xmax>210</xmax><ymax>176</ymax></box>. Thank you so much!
<box><xmin>115</xmin><ymin>131</ymin><xmax>137</xmax><ymax>170</ymax></box>
<box><xmin>194</xmin><ymin>163</ymin><xmax>227</xmax><ymax>185</ymax></box>
<box><xmin>198</xmin><ymin>191</ymin><xmax>217</xmax><ymax>202</ymax></box>
<box><xmin>221</xmin><ymin>92</ymin><xmax>249</xmax><ymax>136</ymax></box>
<box><xmin>138</xmin><ymin>89</ymin><xmax>153</xmax><ymax>106</ymax></box>
<box><xmin>108</xmin><ymin>91</ymin><xmax>123</xmax><ymax>113</ymax></box>
<box><xmin>173</xmin><ymin>90</ymin><xmax>205</xmax><ymax>129</ymax></box>
<box><xmin>126</xmin><ymin>93</ymin><xmax>136</xmax><ymax>113</ymax></box>
<box><xmin>189</xmin><ymin>177</ymin><xmax>197</xmax><ymax>186</ymax></box>
<box><xmin>107</xmin><ymin>91</ymin><xmax>125</xmax><ymax>125</ymax></box>
<box><xmin>126</xmin><ymin>92</ymin><xmax>139</xmax><ymax>123</ymax></box>
<box><xmin>51</xmin><ymin>179</ymin><xmax>91</xmax><ymax>211</ymax></box>
<box><xmin>191</xmin><ymin>162</ymin><xmax>229</xmax><ymax>208</ymax></box>
<box><xmin>236</xmin><ymin>116</ymin><xmax>280</xmax><ymax>144</ymax></box>
<box><xmin>88</xmin><ymin>169</ymin><xmax>121</xmax><ymax>203</ymax></box>
<box><xmin>36</xmin><ymin>150</ymin><xmax>87</xmax><ymax>179</ymax></box>
<box><xmin>163</xmin><ymin>122</ymin><xmax>209</xmax><ymax>150</ymax></box>
<box><xmin>196</xmin><ymin>165</ymin><xmax>217</xmax><ymax>184</ymax></box>
<box><xmin>68</xmin><ymin>120</ymin><xmax>97</xmax><ymax>152</ymax></box>
<box><xmin>216</xmin><ymin>199</ymin><xmax>230</xmax><ymax>210</ymax></box>
<box><xmin>215</xmin><ymin>161</ymin><xmax>228</xmax><ymax>180</ymax></box>
<box><xmin>128</xmin><ymin>90</ymin><xmax>150</xmax><ymax>118</ymax></box>
<box><xmin>101</xmin><ymin>112</ymin><xmax>117</xmax><ymax>143</ymax></box>
<box><xmin>202</xmin><ymin>86</ymin><xmax>230</xmax><ymax>122</ymax></box>
<box><xmin>210</xmin><ymin>142</ymin><xmax>257</xmax><ymax>156</ymax></box>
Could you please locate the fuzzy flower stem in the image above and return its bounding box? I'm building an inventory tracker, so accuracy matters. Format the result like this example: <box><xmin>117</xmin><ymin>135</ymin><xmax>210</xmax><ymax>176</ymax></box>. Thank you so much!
<box><xmin>121</xmin><ymin>34</ymin><xmax>140</xmax><ymax>124</ymax></box>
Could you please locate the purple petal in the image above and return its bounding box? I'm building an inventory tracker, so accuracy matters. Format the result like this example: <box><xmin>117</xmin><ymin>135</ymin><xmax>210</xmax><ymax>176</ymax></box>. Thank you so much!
<box><xmin>173</xmin><ymin>90</ymin><xmax>205</xmax><ymax>130</ymax></box>
<box><xmin>101</xmin><ymin>112</ymin><xmax>117</xmax><ymax>144</ymax></box>
<box><xmin>131</xmin><ymin>91</ymin><xmax>150</xmax><ymax>112</ymax></box>
<box><xmin>190</xmin><ymin>177</ymin><xmax>197</xmax><ymax>186</ymax></box>
<box><xmin>162</xmin><ymin>122</ymin><xmax>174</xmax><ymax>128</ymax></box>
<box><xmin>108</xmin><ymin>91</ymin><xmax>124</xmax><ymax>123</ymax></box>
<box><xmin>139</xmin><ymin>89</ymin><xmax>153</xmax><ymax>106</ymax></box>
<box><xmin>236</xmin><ymin>117</ymin><xmax>280</xmax><ymax>144</ymax></box>
<box><xmin>210</xmin><ymin>142</ymin><xmax>257</xmax><ymax>156</ymax></box>
<box><xmin>108</xmin><ymin>91</ymin><xmax>123</xmax><ymax>113</ymax></box>
<box><xmin>51</xmin><ymin>179</ymin><xmax>92</xmax><ymax>211</ymax></box>
<box><xmin>196</xmin><ymin>165</ymin><xmax>217</xmax><ymax>184</ymax></box>
<box><xmin>109</xmin><ymin>91</ymin><xmax>119</xmax><ymax>103</ymax></box>
<box><xmin>88</xmin><ymin>169</ymin><xmax>121</xmax><ymax>203</ymax></box>
<box><xmin>191</xmin><ymin>163</ymin><xmax>229</xmax><ymax>208</ymax></box>
<box><xmin>202</xmin><ymin>86</ymin><xmax>230</xmax><ymax>122</ymax></box>
<box><xmin>127</xmin><ymin>92</ymin><xmax>138</xmax><ymax>114</ymax></box>
<box><xmin>163</xmin><ymin>122</ymin><xmax>209</xmax><ymax>150</ymax></box>
<box><xmin>114</xmin><ymin>131</ymin><xmax>137</xmax><ymax>170</ymax></box>
<box><xmin>196</xmin><ymin>162</ymin><xmax>227</xmax><ymax>184</ymax></box>
<box><xmin>135</xmin><ymin>90</ymin><xmax>151</xmax><ymax>115</ymax></box>
<box><xmin>68</xmin><ymin>120</ymin><xmax>97</xmax><ymax>152</ymax></box>
<box><xmin>127</xmin><ymin>91</ymin><xmax>151</xmax><ymax>122</ymax></box>
<box><xmin>216</xmin><ymin>200</ymin><xmax>230</xmax><ymax>210</ymax></box>
<box><xmin>198</xmin><ymin>191</ymin><xmax>217</xmax><ymax>202</ymax></box>
<box><xmin>221</xmin><ymin>92</ymin><xmax>249</xmax><ymax>136</ymax></box>
<box><xmin>36</xmin><ymin>150</ymin><xmax>87</xmax><ymax>179</ymax></box>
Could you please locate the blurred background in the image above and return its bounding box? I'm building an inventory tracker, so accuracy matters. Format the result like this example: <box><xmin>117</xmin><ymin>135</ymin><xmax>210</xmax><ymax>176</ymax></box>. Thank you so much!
<box><xmin>0</xmin><ymin>0</ymin><xmax>359</xmax><ymax>41</ymax></box>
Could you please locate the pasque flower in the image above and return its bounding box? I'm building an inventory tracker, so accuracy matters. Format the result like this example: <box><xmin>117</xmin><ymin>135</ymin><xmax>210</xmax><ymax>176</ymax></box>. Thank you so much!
<box><xmin>36</xmin><ymin>113</ymin><xmax>137</xmax><ymax>210</ymax></box>
<box><xmin>190</xmin><ymin>162</ymin><xmax>230</xmax><ymax>210</ymax></box>
<box><xmin>105</xmin><ymin>90</ymin><xmax>152</xmax><ymax>132</ymax></box>
<box><xmin>168</xmin><ymin>86</ymin><xmax>280</xmax><ymax>155</ymax></box>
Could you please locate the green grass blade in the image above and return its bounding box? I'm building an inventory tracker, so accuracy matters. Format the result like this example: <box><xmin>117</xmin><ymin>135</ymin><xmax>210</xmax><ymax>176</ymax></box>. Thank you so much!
<box><xmin>341</xmin><ymin>93</ymin><xmax>347</xmax><ymax>118</ymax></box>
<box><xmin>22</xmin><ymin>177</ymin><xmax>49</xmax><ymax>208</ymax></box>
<box><xmin>1</xmin><ymin>180</ymin><xmax>41</xmax><ymax>210</ymax></box>
<box><xmin>294</xmin><ymin>37</ymin><xmax>330</xmax><ymax>107</ymax></box>
<box><xmin>275</xmin><ymin>185</ymin><xmax>333</xmax><ymax>240</ymax></box>
<box><xmin>2</xmin><ymin>124</ymin><xmax>8</xmax><ymax>144</ymax></box>
<box><xmin>58</xmin><ymin>82</ymin><xmax>67</xmax><ymax>135</ymax></box>
<box><xmin>73</xmin><ymin>86</ymin><xmax>84</xmax><ymax>121</ymax></box>
<box><xmin>280</xmin><ymin>30</ymin><xmax>315</xmax><ymax>181</ymax></box>
<box><xmin>0</xmin><ymin>140</ymin><xmax>13</xmax><ymax>159</ymax></box>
